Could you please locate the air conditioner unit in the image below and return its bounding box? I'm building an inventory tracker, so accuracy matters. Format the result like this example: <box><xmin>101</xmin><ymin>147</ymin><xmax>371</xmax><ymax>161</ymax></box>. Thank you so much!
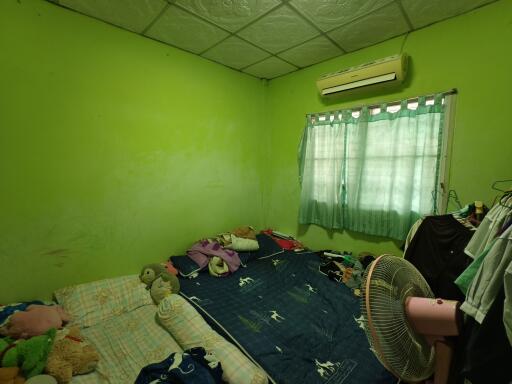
<box><xmin>316</xmin><ymin>54</ymin><xmax>408</xmax><ymax>96</ymax></box>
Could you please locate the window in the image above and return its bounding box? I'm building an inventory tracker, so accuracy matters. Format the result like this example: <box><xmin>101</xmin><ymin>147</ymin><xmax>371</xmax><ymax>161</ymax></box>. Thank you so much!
<box><xmin>298</xmin><ymin>94</ymin><xmax>454</xmax><ymax>240</ymax></box>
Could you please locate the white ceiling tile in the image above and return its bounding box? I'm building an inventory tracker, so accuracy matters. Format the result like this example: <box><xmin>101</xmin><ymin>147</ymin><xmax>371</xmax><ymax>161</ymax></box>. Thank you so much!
<box><xmin>145</xmin><ymin>5</ymin><xmax>229</xmax><ymax>54</ymax></box>
<box><xmin>175</xmin><ymin>0</ymin><xmax>280</xmax><ymax>32</ymax></box>
<box><xmin>401</xmin><ymin>0</ymin><xmax>496</xmax><ymax>29</ymax></box>
<box><xmin>243</xmin><ymin>57</ymin><xmax>297</xmax><ymax>79</ymax></box>
<box><xmin>202</xmin><ymin>37</ymin><xmax>270</xmax><ymax>70</ymax></box>
<box><xmin>59</xmin><ymin>0</ymin><xmax>167</xmax><ymax>33</ymax></box>
<box><xmin>238</xmin><ymin>6</ymin><xmax>320</xmax><ymax>54</ymax></box>
<box><xmin>328</xmin><ymin>2</ymin><xmax>410</xmax><ymax>52</ymax></box>
<box><xmin>278</xmin><ymin>36</ymin><xmax>344</xmax><ymax>68</ymax></box>
<box><xmin>290</xmin><ymin>0</ymin><xmax>393</xmax><ymax>32</ymax></box>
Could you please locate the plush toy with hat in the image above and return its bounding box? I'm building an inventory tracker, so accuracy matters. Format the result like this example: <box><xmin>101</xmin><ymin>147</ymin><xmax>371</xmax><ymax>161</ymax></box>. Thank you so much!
<box><xmin>140</xmin><ymin>264</ymin><xmax>180</xmax><ymax>304</ymax></box>
<box><xmin>0</xmin><ymin>306</ymin><xmax>70</xmax><ymax>340</ymax></box>
<box><xmin>0</xmin><ymin>329</ymin><xmax>56</xmax><ymax>379</ymax></box>
<box><xmin>44</xmin><ymin>326</ymin><xmax>99</xmax><ymax>384</ymax></box>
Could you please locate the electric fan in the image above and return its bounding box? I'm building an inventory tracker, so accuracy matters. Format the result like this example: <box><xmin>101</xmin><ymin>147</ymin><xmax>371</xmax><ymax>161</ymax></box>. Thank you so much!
<box><xmin>361</xmin><ymin>255</ymin><xmax>461</xmax><ymax>384</ymax></box>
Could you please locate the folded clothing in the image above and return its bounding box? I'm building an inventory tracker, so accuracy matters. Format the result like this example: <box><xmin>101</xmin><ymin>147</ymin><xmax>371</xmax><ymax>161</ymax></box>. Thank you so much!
<box><xmin>187</xmin><ymin>240</ymin><xmax>241</xmax><ymax>275</ymax></box>
<box><xmin>135</xmin><ymin>347</ymin><xmax>224</xmax><ymax>384</ymax></box>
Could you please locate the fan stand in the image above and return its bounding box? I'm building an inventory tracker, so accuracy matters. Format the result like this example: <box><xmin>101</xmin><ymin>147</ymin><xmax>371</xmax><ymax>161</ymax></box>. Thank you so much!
<box><xmin>405</xmin><ymin>297</ymin><xmax>461</xmax><ymax>384</ymax></box>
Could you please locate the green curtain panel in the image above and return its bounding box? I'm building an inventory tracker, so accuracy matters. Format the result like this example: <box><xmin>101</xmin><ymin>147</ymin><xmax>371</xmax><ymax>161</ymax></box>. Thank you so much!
<box><xmin>298</xmin><ymin>94</ymin><xmax>446</xmax><ymax>240</ymax></box>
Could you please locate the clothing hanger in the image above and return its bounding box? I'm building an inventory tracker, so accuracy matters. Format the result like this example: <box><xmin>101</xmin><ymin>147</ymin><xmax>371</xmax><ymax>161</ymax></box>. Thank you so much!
<box><xmin>489</xmin><ymin>179</ymin><xmax>512</xmax><ymax>208</ymax></box>
<box><xmin>491</xmin><ymin>179</ymin><xmax>512</xmax><ymax>193</ymax></box>
<box><xmin>447</xmin><ymin>189</ymin><xmax>463</xmax><ymax>211</ymax></box>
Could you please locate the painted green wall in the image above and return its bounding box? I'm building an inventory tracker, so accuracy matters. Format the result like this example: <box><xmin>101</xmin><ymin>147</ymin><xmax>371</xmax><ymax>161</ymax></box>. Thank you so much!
<box><xmin>1</xmin><ymin>0</ymin><xmax>511</xmax><ymax>302</ymax></box>
<box><xmin>0</xmin><ymin>0</ymin><xmax>266</xmax><ymax>302</ymax></box>
<box><xmin>263</xmin><ymin>0</ymin><xmax>512</xmax><ymax>256</ymax></box>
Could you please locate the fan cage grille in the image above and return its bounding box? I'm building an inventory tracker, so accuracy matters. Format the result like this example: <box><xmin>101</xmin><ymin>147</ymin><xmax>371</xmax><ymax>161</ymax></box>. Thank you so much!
<box><xmin>361</xmin><ymin>255</ymin><xmax>435</xmax><ymax>381</ymax></box>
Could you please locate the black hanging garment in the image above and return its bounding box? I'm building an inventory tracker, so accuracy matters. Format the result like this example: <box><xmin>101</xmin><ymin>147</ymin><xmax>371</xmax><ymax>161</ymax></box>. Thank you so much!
<box><xmin>404</xmin><ymin>215</ymin><xmax>473</xmax><ymax>301</ymax></box>
<box><xmin>456</xmin><ymin>287</ymin><xmax>512</xmax><ymax>384</ymax></box>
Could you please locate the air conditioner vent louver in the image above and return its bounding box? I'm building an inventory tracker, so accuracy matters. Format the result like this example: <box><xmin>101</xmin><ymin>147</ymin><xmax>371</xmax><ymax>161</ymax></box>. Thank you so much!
<box><xmin>317</xmin><ymin>54</ymin><xmax>408</xmax><ymax>96</ymax></box>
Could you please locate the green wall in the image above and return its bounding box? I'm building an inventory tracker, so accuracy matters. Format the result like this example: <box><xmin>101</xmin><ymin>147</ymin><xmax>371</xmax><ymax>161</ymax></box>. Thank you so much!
<box><xmin>1</xmin><ymin>0</ymin><xmax>511</xmax><ymax>302</ymax></box>
<box><xmin>0</xmin><ymin>0</ymin><xmax>266</xmax><ymax>302</ymax></box>
<box><xmin>263</xmin><ymin>0</ymin><xmax>512</xmax><ymax>256</ymax></box>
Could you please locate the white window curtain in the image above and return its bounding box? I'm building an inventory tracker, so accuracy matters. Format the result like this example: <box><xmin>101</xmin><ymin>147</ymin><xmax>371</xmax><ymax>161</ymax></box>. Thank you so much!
<box><xmin>298</xmin><ymin>94</ymin><xmax>454</xmax><ymax>240</ymax></box>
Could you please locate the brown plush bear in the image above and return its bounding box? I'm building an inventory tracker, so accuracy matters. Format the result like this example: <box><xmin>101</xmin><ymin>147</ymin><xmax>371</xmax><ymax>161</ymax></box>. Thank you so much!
<box><xmin>0</xmin><ymin>367</ymin><xmax>25</xmax><ymax>384</ymax></box>
<box><xmin>44</xmin><ymin>327</ymin><xmax>99</xmax><ymax>384</ymax></box>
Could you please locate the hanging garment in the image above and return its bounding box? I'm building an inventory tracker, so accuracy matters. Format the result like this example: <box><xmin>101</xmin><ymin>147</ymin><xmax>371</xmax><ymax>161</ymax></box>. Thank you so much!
<box><xmin>460</xmin><ymin>224</ymin><xmax>512</xmax><ymax>325</ymax></box>
<box><xmin>464</xmin><ymin>195</ymin><xmax>512</xmax><ymax>259</ymax></box>
<box><xmin>404</xmin><ymin>215</ymin><xmax>473</xmax><ymax>301</ymax></box>
<box><xmin>403</xmin><ymin>218</ymin><xmax>424</xmax><ymax>253</ymax></box>
<box><xmin>504</xmin><ymin>260</ymin><xmax>512</xmax><ymax>344</ymax></box>
<box><xmin>455</xmin><ymin>288</ymin><xmax>512</xmax><ymax>384</ymax></box>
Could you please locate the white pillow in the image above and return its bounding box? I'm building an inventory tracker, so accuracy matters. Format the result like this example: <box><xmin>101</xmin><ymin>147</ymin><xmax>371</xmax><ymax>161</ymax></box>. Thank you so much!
<box><xmin>157</xmin><ymin>294</ymin><xmax>267</xmax><ymax>384</ymax></box>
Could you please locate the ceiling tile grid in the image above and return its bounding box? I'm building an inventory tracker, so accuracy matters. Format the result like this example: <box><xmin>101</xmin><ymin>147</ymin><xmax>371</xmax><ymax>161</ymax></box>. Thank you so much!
<box><xmin>327</xmin><ymin>2</ymin><xmax>411</xmax><ymax>52</ymax></box>
<box><xmin>145</xmin><ymin>5</ymin><xmax>230</xmax><ymax>54</ymax></box>
<box><xmin>49</xmin><ymin>0</ymin><xmax>498</xmax><ymax>79</ymax></box>
<box><xmin>58</xmin><ymin>0</ymin><xmax>168</xmax><ymax>33</ymax></box>
<box><xmin>202</xmin><ymin>36</ymin><xmax>270</xmax><ymax>70</ymax></box>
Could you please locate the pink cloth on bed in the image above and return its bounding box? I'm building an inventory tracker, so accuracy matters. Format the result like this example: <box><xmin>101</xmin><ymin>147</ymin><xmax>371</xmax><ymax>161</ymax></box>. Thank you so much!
<box><xmin>187</xmin><ymin>240</ymin><xmax>241</xmax><ymax>273</ymax></box>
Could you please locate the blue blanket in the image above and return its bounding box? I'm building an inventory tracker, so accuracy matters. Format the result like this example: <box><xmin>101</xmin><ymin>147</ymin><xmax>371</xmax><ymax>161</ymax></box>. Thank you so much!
<box><xmin>177</xmin><ymin>250</ymin><xmax>395</xmax><ymax>384</ymax></box>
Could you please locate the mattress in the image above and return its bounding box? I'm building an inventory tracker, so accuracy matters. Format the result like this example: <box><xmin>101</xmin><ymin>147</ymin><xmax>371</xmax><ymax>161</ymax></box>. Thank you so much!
<box><xmin>177</xmin><ymin>250</ymin><xmax>396</xmax><ymax>384</ymax></box>
<box><xmin>70</xmin><ymin>304</ymin><xmax>183</xmax><ymax>383</ymax></box>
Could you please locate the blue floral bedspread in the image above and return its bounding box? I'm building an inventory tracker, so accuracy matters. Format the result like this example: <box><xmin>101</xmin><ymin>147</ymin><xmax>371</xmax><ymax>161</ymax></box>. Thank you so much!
<box><xmin>177</xmin><ymin>250</ymin><xmax>395</xmax><ymax>384</ymax></box>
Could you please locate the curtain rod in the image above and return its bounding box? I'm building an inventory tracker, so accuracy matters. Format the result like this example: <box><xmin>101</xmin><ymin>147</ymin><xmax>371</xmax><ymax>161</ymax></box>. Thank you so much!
<box><xmin>307</xmin><ymin>88</ymin><xmax>458</xmax><ymax>117</ymax></box>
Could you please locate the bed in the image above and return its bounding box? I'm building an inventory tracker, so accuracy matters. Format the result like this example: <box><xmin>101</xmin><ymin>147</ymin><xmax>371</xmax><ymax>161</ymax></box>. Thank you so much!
<box><xmin>54</xmin><ymin>275</ymin><xmax>265</xmax><ymax>384</ymax></box>
<box><xmin>172</xmin><ymin>236</ymin><xmax>396</xmax><ymax>384</ymax></box>
<box><xmin>51</xmin><ymin>236</ymin><xmax>395</xmax><ymax>383</ymax></box>
<box><xmin>53</xmin><ymin>275</ymin><xmax>183</xmax><ymax>383</ymax></box>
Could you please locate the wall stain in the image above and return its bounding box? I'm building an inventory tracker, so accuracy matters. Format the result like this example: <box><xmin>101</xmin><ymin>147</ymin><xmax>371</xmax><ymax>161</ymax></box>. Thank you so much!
<box><xmin>42</xmin><ymin>248</ymin><xmax>70</xmax><ymax>256</ymax></box>
<box><xmin>53</xmin><ymin>261</ymin><xmax>65</xmax><ymax>268</ymax></box>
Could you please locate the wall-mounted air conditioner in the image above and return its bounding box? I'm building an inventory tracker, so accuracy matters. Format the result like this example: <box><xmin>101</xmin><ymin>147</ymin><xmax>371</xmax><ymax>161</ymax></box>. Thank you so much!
<box><xmin>316</xmin><ymin>54</ymin><xmax>408</xmax><ymax>96</ymax></box>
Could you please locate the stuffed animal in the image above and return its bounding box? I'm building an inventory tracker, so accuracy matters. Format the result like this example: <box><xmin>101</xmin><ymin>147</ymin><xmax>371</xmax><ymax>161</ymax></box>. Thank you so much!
<box><xmin>140</xmin><ymin>264</ymin><xmax>180</xmax><ymax>304</ymax></box>
<box><xmin>1</xmin><ymin>306</ymin><xmax>70</xmax><ymax>339</ymax></box>
<box><xmin>139</xmin><ymin>264</ymin><xmax>168</xmax><ymax>287</ymax></box>
<box><xmin>149</xmin><ymin>274</ymin><xmax>180</xmax><ymax>304</ymax></box>
<box><xmin>45</xmin><ymin>327</ymin><xmax>99</xmax><ymax>384</ymax></box>
<box><xmin>0</xmin><ymin>329</ymin><xmax>56</xmax><ymax>379</ymax></box>
<box><xmin>0</xmin><ymin>367</ymin><xmax>25</xmax><ymax>384</ymax></box>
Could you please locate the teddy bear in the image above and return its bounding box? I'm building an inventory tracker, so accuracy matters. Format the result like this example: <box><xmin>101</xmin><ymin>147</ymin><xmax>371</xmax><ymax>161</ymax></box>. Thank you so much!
<box><xmin>0</xmin><ymin>367</ymin><xmax>25</xmax><ymax>384</ymax></box>
<box><xmin>140</xmin><ymin>264</ymin><xmax>180</xmax><ymax>304</ymax></box>
<box><xmin>44</xmin><ymin>327</ymin><xmax>98</xmax><ymax>384</ymax></box>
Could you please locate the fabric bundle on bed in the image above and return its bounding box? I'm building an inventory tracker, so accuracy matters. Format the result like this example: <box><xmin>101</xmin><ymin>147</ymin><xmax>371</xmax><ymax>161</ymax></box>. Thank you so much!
<box><xmin>54</xmin><ymin>276</ymin><xmax>183</xmax><ymax>383</ymax></box>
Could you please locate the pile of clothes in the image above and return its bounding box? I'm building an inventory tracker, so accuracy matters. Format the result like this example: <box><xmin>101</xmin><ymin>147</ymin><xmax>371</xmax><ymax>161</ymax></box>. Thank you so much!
<box><xmin>318</xmin><ymin>251</ymin><xmax>376</xmax><ymax>296</ymax></box>
<box><xmin>185</xmin><ymin>226</ymin><xmax>259</xmax><ymax>278</ymax></box>
<box><xmin>172</xmin><ymin>227</ymin><xmax>307</xmax><ymax>279</ymax></box>
<box><xmin>136</xmin><ymin>347</ymin><xmax>224</xmax><ymax>384</ymax></box>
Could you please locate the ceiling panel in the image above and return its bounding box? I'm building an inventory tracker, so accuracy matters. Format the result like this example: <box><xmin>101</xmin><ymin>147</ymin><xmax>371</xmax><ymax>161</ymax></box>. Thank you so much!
<box><xmin>174</xmin><ymin>0</ymin><xmax>280</xmax><ymax>32</ymax></box>
<box><xmin>278</xmin><ymin>36</ymin><xmax>344</xmax><ymax>68</ymax></box>
<box><xmin>290</xmin><ymin>0</ymin><xmax>393</xmax><ymax>32</ymax></box>
<box><xmin>59</xmin><ymin>0</ymin><xmax>167</xmax><ymax>33</ymax></box>
<box><xmin>401</xmin><ymin>0</ymin><xmax>496</xmax><ymax>29</ymax></box>
<box><xmin>243</xmin><ymin>57</ymin><xmax>297</xmax><ymax>79</ymax></box>
<box><xmin>49</xmin><ymin>0</ymin><xmax>498</xmax><ymax>79</ymax></box>
<box><xmin>238</xmin><ymin>5</ymin><xmax>320</xmax><ymax>54</ymax></box>
<box><xmin>145</xmin><ymin>5</ymin><xmax>229</xmax><ymax>54</ymax></box>
<box><xmin>202</xmin><ymin>36</ymin><xmax>270</xmax><ymax>70</ymax></box>
<box><xmin>328</xmin><ymin>2</ymin><xmax>410</xmax><ymax>52</ymax></box>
